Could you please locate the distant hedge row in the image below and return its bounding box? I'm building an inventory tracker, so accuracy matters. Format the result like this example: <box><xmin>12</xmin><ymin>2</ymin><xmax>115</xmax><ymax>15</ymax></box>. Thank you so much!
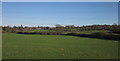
<box><xmin>66</xmin><ymin>32</ymin><xmax>120</xmax><ymax>40</ymax></box>
<box><xmin>17</xmin><ymin>32</ymin><xmax>63</xmax><ymax>35</ymax></box>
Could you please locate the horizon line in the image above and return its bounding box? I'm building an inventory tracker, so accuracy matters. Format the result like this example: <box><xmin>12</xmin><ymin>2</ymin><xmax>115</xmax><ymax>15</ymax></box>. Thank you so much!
<box><xmin>1</xmin><ymin>24</ymin><xmax>117</xmax><ymax>27</ymax></box>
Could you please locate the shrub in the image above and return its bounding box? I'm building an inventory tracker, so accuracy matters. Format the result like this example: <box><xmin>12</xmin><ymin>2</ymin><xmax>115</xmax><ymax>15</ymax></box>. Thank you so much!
<box><xmin>91</xmin><ymin>32</ymin><xmax>120</xmax><ymax>40</ymax></box>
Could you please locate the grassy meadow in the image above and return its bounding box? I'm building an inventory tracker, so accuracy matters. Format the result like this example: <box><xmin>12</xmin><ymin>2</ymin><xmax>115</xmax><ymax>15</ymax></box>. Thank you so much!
<box><xmin>2</xmin><ymin>33</ymin><xmax>118</xmax><ymax>59</ymax></box>
<box><xmin>23</xmin><ymin>30</ymin><xmax>56</xmax><ymax>32</ymax></box>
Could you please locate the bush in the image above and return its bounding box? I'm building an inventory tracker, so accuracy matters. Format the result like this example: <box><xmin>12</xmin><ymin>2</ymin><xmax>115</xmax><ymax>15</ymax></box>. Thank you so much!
<box><xmin>17</xmin><ymin>32</ymin><xmax>63</xmax><ymax>35</ymax></box>
<box><xmin>91</xmin><ymin>32</ymin><xmax>120</xmax><ymax>40</ymax></box>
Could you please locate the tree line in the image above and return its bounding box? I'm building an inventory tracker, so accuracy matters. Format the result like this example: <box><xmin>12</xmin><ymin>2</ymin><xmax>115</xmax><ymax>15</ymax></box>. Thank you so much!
<box><xmin>1</xmin><ymin>24</ymin><xmax>120</xmax><ymax>34</ymax></box>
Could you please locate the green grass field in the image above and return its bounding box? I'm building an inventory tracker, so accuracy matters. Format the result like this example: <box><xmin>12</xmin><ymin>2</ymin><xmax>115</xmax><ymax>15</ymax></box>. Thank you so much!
<box><xmin>3</xmin><ymin>33</ymin><xmax>118</xmax><ymax>59</ymax></box>
<box><xmin>24</xmin><ymin>30</ymin><xmax>56</xmax><ymax>32</ymax></box>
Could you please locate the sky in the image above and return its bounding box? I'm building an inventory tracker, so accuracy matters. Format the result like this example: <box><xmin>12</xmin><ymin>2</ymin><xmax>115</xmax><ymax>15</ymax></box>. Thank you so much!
<box><xmin>2</xmin><ymin>2</ymin><xmax>118</xmax><ymax>27</ymax></box>
<box><xmin>0</xmin><ymin>2</ymin><xmax>2</xmax><ymax>26</ymax></box>
<box><xmin>2</xmin><ymin>0</ymin><xmax>120</xmax><ymax>2</ymax></box>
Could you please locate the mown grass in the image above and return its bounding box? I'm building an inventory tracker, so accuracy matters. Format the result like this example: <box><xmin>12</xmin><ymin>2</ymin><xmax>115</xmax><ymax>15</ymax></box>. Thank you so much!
<box><xmin>2</xmin><ymin>33</ymin><xmax>118</xmax><ymax>59</ymax></box>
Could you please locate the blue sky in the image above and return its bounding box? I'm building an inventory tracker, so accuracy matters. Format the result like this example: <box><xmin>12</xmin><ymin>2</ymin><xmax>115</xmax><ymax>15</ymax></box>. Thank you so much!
<box><xmin>2</xmin><ymin>2</ymin><xmax>118</xmax><ymax>27</ymax></box>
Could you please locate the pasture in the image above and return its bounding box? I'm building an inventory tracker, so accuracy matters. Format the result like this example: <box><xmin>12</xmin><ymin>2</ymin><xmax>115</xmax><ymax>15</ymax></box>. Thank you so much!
<box><xmin>23</xmin><ymin>29</ymin><xmax>56</xmax><ymax>32</ymax></box>
<box><xmin>2</xmin><ymin>33</ymin><xmax>118</xmax><ymax>59</ymax></box>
